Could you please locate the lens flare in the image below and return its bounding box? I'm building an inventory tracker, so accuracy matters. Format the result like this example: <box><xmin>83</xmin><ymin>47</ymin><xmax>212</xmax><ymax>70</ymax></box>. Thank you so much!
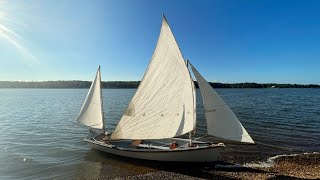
<box><xmin>0</xmin><ymin>0</ymin><xmax>36</xmax><ymax>62</ymax></box>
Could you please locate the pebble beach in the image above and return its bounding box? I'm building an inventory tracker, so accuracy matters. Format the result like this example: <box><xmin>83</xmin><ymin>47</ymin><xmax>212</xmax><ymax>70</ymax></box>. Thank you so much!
<box><xmin>111</xmin><ymin>153</ymin><xmax>320</xmax><ymax>180</ymax></box>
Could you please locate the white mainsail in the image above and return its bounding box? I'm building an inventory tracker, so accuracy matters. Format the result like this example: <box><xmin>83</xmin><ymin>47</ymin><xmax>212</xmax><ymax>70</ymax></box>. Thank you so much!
<box><xmin>77</xmin><ymin>66</ymin><xmax>104</xmax><ymax>130</ymax></box>
<box><xmin>189</xmin><ymin>62</ymin><xmax>254</xmax><ymax>144</ymax></box>
<box><xmin>111</xmin><ymin>16</ymin><xmax>195</xmax><ymax>140</ymax></box>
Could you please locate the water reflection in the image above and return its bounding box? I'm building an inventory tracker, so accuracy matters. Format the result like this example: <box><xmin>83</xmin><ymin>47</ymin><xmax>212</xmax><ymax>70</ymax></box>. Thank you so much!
<box><xmin>74</xmin><ymin>149</ymin><xmax>156</xmax><ymax>179</ymax></box>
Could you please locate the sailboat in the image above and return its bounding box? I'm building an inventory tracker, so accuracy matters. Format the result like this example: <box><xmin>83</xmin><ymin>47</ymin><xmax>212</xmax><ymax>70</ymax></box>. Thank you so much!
<box><xmin>76</xmin><ymin>15</ymin><xmax>254</xmax><ymax>162</ymax></box>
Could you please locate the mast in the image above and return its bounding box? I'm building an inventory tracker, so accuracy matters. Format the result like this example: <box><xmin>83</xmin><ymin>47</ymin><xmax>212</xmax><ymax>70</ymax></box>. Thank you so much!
<box><xmin>99</xmin><ymin>65</ymin><xmax>105</xmax><ymax>134</ymax></box>
<box><xmin>186</xmin><ymin>60</ymin><xmax>195</xmax><ymax>146</ymax></box>
<box><xmin>188</xmin><ymin>132</ymin><xmax>193</xmax><ymax>146</ymax></box>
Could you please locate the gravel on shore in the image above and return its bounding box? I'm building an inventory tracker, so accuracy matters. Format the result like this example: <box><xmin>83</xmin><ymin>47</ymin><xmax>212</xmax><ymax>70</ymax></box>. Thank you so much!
<box><xmin>112</xmin><ymin>153</ymin><xmax>320</xmax><ymax>180</ymax></box>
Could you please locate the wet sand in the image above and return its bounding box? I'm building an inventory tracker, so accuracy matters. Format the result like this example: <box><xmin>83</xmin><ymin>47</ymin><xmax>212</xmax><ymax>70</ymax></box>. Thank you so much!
<box><xmin>111</xmin><ymin>153</ymin><xmax>320</xmax><ymax>180</ymax></box>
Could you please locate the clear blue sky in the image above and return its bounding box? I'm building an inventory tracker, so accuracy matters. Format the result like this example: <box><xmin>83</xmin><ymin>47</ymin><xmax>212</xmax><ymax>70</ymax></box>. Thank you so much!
<box><xmin>0</xmin><ymin>0</ymin><xmax>319</xmax><ymax>84</ymax></box>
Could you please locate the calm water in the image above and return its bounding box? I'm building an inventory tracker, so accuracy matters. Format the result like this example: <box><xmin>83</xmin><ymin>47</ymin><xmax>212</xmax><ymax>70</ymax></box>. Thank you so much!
<box><xmin>0</xmin><ymin>88</ymin><xmax>319</xmax><ymax>179</ymax></box>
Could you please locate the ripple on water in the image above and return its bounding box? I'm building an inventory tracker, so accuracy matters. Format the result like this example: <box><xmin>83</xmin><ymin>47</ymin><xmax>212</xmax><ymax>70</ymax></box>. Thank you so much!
<box><xmin>0</xmin><ymin>88</ymin><xmax>319</xmax><ymax>179</ymax></box>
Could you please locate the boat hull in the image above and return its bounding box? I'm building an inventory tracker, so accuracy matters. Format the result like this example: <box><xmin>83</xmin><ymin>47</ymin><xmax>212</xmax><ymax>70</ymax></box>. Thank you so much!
<box><xmin>85</xmin><ymin>138</ymin><xmax>224</xmax><ymax>162</ymax></box>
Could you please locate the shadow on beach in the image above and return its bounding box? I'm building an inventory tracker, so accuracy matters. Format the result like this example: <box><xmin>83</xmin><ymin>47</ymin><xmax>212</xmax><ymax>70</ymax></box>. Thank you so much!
<box><xmin>73</xmin><ymin>149</ymin><xmax>319</xmax><ymax>179</ymax></box>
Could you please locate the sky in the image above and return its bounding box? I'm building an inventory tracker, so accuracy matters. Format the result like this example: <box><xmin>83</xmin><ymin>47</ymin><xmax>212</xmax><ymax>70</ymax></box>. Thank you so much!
<box><xmin>0</xmin><ymin>0</ymin><xmax>319</xmax><ymax>84</ymax></box>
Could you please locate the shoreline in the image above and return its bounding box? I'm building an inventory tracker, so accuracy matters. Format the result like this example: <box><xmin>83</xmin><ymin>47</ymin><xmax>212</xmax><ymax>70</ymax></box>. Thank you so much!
<box><xmin>1</xmin><ymin>81</ymin><xmax>319</xmax><ymax>89</ymax></box>
<box><xmin>111</xmin><ymin>153</ymin><xmax>320</xmax><ymax>179</ymax></box>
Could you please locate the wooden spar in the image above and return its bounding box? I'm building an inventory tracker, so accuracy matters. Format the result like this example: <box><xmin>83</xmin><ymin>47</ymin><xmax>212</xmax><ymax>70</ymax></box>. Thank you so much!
<box><xmin>99</xmin><ymin>65</ymin><xmax>106</xmax><ymax>134</ymax></box>
<box><xmin>189</xmin><ymin>132</ymin><xmax>193</xmax><ymax>146</ymax></box>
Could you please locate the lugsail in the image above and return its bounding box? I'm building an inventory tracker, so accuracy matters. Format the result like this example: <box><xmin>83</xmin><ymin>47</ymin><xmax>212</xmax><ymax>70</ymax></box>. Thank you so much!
<box><xmin>111</xmin><ymin>16</ymin><xmax>195</xmax><ymax>140</ymax></box>
<box><xmin>189</xmin><ymin>62</ymin><xmax>254</xmax><ymax>144</ymax></box>
<box><xmin>77</xmin><ymin>66</ymin><xmax>104</xmax><ymax>129</ymax></box>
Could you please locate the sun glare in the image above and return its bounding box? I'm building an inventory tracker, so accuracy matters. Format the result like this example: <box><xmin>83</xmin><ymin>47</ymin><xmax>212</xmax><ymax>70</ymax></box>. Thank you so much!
<box><xmin>0</xmin><ymin>0</ymin><xmax>36</xmax><ymax>62</ymax></box>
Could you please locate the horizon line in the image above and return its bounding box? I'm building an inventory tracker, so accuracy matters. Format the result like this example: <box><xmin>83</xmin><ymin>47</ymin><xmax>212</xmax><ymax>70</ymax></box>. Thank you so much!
<box><xmin>0</xmin><ymin>80</ymin><xmax>319</xmax><ymax>86</ymax></box>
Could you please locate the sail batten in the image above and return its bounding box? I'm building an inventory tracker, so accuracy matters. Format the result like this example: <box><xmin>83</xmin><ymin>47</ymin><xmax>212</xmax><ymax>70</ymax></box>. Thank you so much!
<box><xmin>111</xmin><ymin>16</ymin><xmax>195</xmax><ymax>140</ymax></box>
<box><xmin>77</xmin><ymin>67</ymin><xmax>104</xmax><ymax>130</ymax></box>
<box><xmin>188</xmin><ymin>62</ymin><xmax>254</xmax><ymax>144</ymax></box>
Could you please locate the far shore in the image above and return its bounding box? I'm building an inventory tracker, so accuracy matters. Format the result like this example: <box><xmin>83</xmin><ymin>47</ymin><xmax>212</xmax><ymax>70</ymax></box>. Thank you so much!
<box><xmin>0</xmin><ymin>81</ymin><xmax>319</xmax><ymax>89</ymax></box>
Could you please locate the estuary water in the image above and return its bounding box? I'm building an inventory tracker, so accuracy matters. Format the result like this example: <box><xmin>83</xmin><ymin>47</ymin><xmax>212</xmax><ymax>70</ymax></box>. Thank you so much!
<box><xmin>0</xmin><ymin>88</ymin><xmax>319</xmax><ymax>179</ymax></box>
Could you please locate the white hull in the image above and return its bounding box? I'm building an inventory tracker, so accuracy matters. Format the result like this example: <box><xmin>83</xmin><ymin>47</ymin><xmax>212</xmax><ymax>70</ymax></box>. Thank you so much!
<box><xmin>84</xmin><ymin>133</ymin><xmax>224</xmax><ymax>162</ymax></box>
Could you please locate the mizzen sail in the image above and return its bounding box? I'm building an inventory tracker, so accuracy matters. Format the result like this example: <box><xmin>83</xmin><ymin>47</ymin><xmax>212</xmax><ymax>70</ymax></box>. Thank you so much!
<box><xmin>189</xmin><ymin>62</ymin><xmax>254</xmax><ymax>144</ymax></box>
<box><xmin>77</xmin><ymin>66</ymin><xmax>104</xmax><ymax>129</ymax></box>
<box><xmin>111</xmin><ymin>16</ymin><xmax>195</xmax><ymax>140</ymax></box>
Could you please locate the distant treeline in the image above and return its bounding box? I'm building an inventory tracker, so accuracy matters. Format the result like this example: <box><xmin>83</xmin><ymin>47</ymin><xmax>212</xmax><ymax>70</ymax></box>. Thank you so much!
<box><xmin>0</xmin><ymin>81</ymin><xmax>319</xmax><ymax>89</ymax></box>
<box><xmin>0</xmin><ymin>81</ymin><xmax>140</xmax><ymax>89</ymax></box>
